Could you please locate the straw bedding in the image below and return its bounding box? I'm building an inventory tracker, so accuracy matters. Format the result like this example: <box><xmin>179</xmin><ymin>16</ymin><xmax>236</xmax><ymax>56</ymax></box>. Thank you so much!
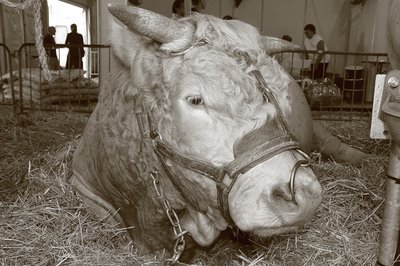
<box><xmin>0</xmin><ymin>106</ymin><xmax>391</xmax><ymax>265</ymax></box>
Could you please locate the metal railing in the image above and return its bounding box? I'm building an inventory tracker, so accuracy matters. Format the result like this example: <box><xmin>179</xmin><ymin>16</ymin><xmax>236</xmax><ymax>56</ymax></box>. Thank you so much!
<box><xmin>8</xmin><ymin>43</ymin><xmax>111</xmax><ymax>113</ymax></box>
<box><xmin>272</xmin><ymin>50</ymin><xmax>390</xmax><ymax>120</ymax></box>
<box><xmin>0</xmin><ymin>43</ymin><xmax>17</xmax><ymax>113</ymax></box>
<box><xmin>3</xmin><ymin>44</ymin><xmax>391</xmax><ymax>120</ymax></box>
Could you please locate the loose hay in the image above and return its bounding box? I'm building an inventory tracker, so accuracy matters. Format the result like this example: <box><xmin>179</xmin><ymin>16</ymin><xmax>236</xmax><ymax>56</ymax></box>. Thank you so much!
<box><xmin>0</xmin><ymin>107</ymin><xmax>390</xmax><ymax>265</ymax></box>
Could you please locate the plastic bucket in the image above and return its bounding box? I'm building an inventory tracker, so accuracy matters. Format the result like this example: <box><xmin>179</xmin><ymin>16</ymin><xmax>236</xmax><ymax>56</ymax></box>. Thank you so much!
<box><xmin>343</xmin><ymin>79</ymin><xmax>364</xmax><ymax>102</ymax></box>
<box><xmin>345</xmin><ymin>66</ymin><xmax>364</xmax><ymax>79</ymax></box>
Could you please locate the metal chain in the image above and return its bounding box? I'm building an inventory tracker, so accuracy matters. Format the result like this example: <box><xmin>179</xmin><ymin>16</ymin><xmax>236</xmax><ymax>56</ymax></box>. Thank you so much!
<box><xmin>150</xmin><ymin>170</ymin><xmax>188</xmax><ymax>265</ymax></box>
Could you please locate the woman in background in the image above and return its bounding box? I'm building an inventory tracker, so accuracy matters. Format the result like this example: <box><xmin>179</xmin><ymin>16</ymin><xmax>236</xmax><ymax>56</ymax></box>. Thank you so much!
<box><xmin>65</xmin><ymin>23</ymin><xmax>84</xmax><ymax>69</ymax></box>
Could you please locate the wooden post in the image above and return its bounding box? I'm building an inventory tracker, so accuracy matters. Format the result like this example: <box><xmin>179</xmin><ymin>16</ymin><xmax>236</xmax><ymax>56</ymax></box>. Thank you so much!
<box><xmin>377</xmin><ymin>71</ymin><xmax>400</xmax><ymax>265</ymax></box>
<box><xmin>377</xmin><ymin>115</ymin><xmax>400</xmax><ymax>265</ymax></box>
<box><xmin>184</xmin><ymin>0</ymin><xmax>191</xmax><ymax>16</ymax></box>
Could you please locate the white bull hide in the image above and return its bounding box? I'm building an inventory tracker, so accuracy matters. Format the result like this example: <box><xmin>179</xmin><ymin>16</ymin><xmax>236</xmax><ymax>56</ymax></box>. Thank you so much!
<box><xmin>70</xmin><ymin>4</ymin><xmax>366</xmax><ymax>261</ymax></box>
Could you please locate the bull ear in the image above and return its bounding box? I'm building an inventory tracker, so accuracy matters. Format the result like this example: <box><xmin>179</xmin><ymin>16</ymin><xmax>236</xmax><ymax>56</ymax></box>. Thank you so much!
<box><xmin>108</xmin><ymin>4</ymin><xmax>195</xmax><ymax>52</ymax></box>
<box><xmin>109</xmin><ymin>22</ymin><xmax>161</xmax><ymax>88</ymax></box>
<box><xmin>261</xmin><ymin>36</ymin><xmax>300</xmax><ymax>55</ymax></box>
<box><xmin>109</xmin><ymin>21</ymin><xmax>151</xmax><ymax>68</ymax></box>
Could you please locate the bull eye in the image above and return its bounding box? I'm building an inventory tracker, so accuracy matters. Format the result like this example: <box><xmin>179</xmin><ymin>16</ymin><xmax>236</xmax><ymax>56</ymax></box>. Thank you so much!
<box><xmin>187</xmin><ymin>96</ymin><xmax>204</xmax><ymax>106</ymax></box>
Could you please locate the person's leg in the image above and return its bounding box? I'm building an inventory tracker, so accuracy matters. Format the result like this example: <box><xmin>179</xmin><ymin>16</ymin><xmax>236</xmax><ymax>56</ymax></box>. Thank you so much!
<box><xmin>311</xmin><ymin>63</ymin><xmax>321</xmax><ymax>79</ymax></box>
<box><xmin>313</xmin><ymin>63</ymin><xmax>328</xmax><ymax>80</ymax></box>
<box><xmin>321</xmin><ymin>63</ymin><xmax>329</xmax><ymax>79</ymax></box>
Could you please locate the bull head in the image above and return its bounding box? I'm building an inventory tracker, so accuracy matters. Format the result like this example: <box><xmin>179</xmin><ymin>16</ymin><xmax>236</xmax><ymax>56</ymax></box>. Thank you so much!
<box><xmin>72</xmin><ymin>4</ymin><xmax>322</xmax><ymax>262</ymax></box>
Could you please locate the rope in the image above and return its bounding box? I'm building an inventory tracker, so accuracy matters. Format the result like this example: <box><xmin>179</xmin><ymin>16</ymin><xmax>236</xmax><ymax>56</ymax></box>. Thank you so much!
<box><xmin>0</xmin><ymin>0</ymin><xmax>51</xmax><ymax>81</ymax></box>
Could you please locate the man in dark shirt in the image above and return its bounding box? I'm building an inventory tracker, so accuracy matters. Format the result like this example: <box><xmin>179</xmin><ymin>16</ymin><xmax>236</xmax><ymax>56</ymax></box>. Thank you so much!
<box><xmin>191</xmin><ymin>0</ymin><xmax>206</xmax><ymax>13</ymax></box>
<box><xmin>43</xmin><ymin>26</ymin><xmax>60</xmax><ymax>70</ymax></box>
<box><xmin>65</xmin><ymin>24</ymin><xmax>85</xmax><ymax>69</ymax></box>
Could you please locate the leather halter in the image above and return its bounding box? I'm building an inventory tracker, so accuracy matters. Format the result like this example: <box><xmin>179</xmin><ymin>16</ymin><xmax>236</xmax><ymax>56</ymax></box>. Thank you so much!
<box><xmin>139</xmin><ymin>42</ymin><xmax>311</xmax><ymax>226</ymax></box>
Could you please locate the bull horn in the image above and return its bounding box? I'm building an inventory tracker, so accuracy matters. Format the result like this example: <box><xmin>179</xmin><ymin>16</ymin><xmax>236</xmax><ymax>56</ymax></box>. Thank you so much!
<box><xmin>261</xmin><ymin>36</ymin><xmax>301</xmax><ymax>55</ymax></box>
<box><xmin>108</xmin><ymin>4</ymin><xmax>195</xmax><ymax>51</ymax></box>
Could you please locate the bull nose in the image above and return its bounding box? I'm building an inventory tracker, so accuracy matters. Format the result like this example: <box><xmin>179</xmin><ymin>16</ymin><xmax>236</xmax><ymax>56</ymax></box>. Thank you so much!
<box><xmin>295</xmin><ymin>179</ymin><xmax>323</xmax><ymax>207</ymax></box>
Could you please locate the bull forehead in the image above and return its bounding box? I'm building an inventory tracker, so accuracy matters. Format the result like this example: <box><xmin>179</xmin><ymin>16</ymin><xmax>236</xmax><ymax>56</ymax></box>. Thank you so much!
<box><xmin>166</xmin><ymin>48</ymin><xmax>267</xmax><ymax>115</ymax></box>
<box><xmin>159</xmin><ymin>46</ymin><xmax>281</xmax><ymax>164</ymax></box>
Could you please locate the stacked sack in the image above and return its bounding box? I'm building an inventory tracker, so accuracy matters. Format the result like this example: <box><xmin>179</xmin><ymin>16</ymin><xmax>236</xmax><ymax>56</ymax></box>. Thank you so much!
<box><xmin>0</xmin><ymin>68</ymin><xmax>97</xmax><ymax>104</ymax></box>
<box><xmin>302</xmin><ymin>78</ymin><xmax>343</xmax><ymax>107</ymax></box>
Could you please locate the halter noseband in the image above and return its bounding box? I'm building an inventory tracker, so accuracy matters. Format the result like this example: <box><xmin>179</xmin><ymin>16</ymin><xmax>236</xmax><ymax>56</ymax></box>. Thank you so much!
<box><xmin>139</xmin><ymin>41</ymin><xmax>312</xmax><ymax>226</ymax></box>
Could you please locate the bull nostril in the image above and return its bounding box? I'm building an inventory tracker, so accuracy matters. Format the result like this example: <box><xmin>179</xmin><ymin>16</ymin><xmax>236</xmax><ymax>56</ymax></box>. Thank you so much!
<box><xmin>271</xmin><ymin>184</ymin><xmax>295</xmax><ymax>203</ymax></box>
<box><xmin>268</xmin><ymin>183</ymin><xmax>301</xmax><ymax>214</ymax></box>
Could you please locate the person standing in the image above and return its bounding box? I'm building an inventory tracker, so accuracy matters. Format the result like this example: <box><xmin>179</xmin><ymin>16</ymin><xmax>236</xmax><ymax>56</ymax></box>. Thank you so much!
<box><xmin>65</xmin><ymin>24</ymin><xmax>85</xmax><ymax>69</ymax></box>
<box><xmin>172</xmin><ymin>0</ymin><xmax>205</xmax><ymax>18</ymax></box>
<box><xmin>303</xmin><ymin>24</ymin><xmax>330</xmax><ymax>79</ymax></box>
<box><xmin>191</xmin><ymin>0</ymin><xmax>206</xmax><ymax>13</ymax></box>
<box><xmin>172</xmin><ymin>0</ymin><xmax>185</xmax><ymax>19</ymax></box>
<box><xmin>43</xmin><ymin>26</ymin><xmax>60</xmax><ymax>70</ymax></box>
<box><xmin>279</xmin><ymin>35</ymin><xmax>302</xmax><ymax>78</ymax></box>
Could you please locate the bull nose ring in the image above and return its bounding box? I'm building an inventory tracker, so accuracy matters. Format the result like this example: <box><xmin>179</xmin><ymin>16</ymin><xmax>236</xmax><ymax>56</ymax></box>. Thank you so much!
<box><xmin>295</xmin><ymin>149</ymin><xmax>311</xmax><ymax>167</ymax></box>
<box><xmin>289</xmin><ymin>150</ymin><xmax>312</xmax><ymax>204</ymax></box>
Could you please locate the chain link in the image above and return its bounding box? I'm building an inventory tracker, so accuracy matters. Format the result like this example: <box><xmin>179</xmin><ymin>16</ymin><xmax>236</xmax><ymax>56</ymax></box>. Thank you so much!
<box><xmin>150</xmin><ymin>171</ymin><xmax>188</xmax><ymax>265</ymax></box>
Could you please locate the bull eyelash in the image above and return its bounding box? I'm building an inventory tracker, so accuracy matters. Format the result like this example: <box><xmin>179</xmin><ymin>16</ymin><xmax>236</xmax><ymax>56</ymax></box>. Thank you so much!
<box><xmin>187</xmin><ymin>96</ymin><xmax>204</xmax><ymax>106</ymax></box>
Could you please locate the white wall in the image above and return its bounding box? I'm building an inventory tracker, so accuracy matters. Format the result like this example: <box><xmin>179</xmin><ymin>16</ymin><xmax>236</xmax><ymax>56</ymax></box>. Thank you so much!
<box><xmin>261</xmin><ymin>0</ymin><xmax>307</xmax><ymax>44</ymax></box>
<box><xmin>348</xmin><ymin>0</ymin><xmax>391</xmax><ymax>53</ymax></box>
<box><xmin>97</xmin><ymin>0</ymin><xmax>124</xmax><ymax>84</ymax></box>
<box><xmin>218</xmin><ymin>0</ymin><xmax>352</xmax><ymax>53</ymax></box>
<box><xmin>96</xmin><ymin>0</ymin><xmax>391</xmax><ymax>80</ymax></box>
<box><xmin>234</xmin><ymin>0</ymin><xmax>263</xmax><ymax>33</ymax></box>
<box><xmin>139</xmin><ymin>0</ymin><xmax>175</xmax><ymax>17</ymax></box>
<box><xmin>79</xmin><ymin>1</ymin><xmax>394</xmax><ymax>55</ymax></box>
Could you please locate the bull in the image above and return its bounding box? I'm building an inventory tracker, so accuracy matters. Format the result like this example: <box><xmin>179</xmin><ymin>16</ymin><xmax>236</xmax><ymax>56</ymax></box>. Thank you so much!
<box><xmin>70</xmin><ymin>4</ymin><xmax>366</xmax><ymax>263</ymax></box>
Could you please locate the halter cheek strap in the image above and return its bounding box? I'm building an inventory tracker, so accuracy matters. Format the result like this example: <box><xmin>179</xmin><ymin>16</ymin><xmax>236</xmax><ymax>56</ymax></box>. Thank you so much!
<box><xmin>154</xmin><ymin>139</ymin><xmax>225</xmax><ymax>213</ymax></box>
